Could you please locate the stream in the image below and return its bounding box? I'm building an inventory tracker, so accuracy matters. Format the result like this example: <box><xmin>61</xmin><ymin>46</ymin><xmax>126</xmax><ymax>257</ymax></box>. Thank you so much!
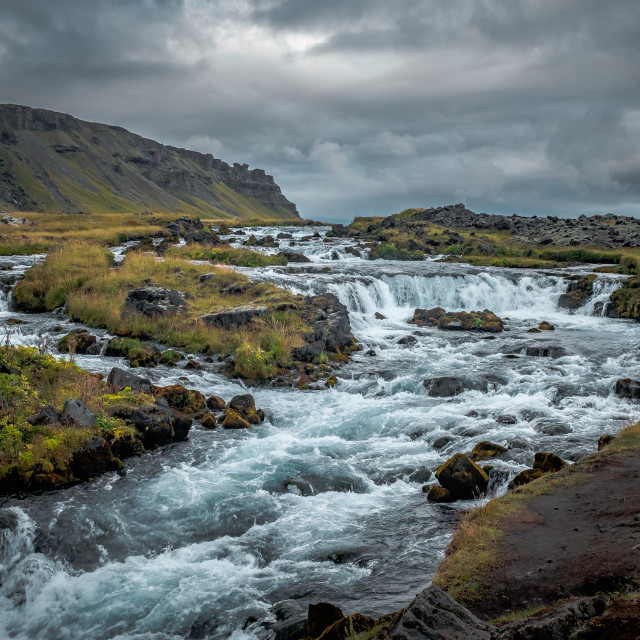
<box><xmin>0</xmin><ymin>227</ymin><xmax>639</xmax><ymax>640</ymax></box>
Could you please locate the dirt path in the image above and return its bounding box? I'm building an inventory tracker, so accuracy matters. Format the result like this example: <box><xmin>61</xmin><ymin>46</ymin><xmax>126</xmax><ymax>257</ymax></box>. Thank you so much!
<box><xmin>475</xmin><ymin>451</ymin><xmax>640</xmax><ymax>619</ymax></box>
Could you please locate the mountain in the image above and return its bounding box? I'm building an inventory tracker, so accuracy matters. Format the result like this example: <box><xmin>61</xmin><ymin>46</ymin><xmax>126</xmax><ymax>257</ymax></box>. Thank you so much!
<box><xmin>0</xmin><ymin>104</ymin><xmax>299</xmax><ymax>220</ymax></box>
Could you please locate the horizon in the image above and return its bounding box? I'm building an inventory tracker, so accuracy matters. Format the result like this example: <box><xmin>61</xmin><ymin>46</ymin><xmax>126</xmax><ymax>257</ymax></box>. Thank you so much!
<box><xmin>1</xmin><ymin>1</ymin><xmax>639</xmax><ymax>221</ymax></box>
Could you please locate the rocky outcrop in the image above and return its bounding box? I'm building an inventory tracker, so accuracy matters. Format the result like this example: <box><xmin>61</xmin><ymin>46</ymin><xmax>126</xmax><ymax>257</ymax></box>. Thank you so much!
<box><xmin>471</xmin><ymin>441</ymin><xmax>508</xmax><ymax>462</ymax></box>
<box><xmin>61</xmin><ymin>399</ymin><xmax>97</xmax><ymax>428</ymax></box>
<box><xmin>201</xmin><ymin>305</ymin><xmax>268</xmax><ymax>330</ymax></box>
<box><xmin>508</xmin><ymin>452</ymin><xmax>566</xmax><ymax>490</ymax></box>
<box><xmin>410</xmin><ymin>307</ymin><xmax>504</xmax><ymax>332</ymax></box>
<box><xmin>107</xmin><ymin>367</ymin><xmax>152</xmax><ymax>394</ymax></box>
<box><xmin>152</xmin><ymin>385</ymin><xmax>205</xmax><ymax>414</ymax></box>
<box><xmin>557</xmin><ymin>274</ymin><xmax>597</xmax><ymax>310</ymax></box>
<box><xmin>221</xmin><ymin>394</ymin><xmax>264</xmax><ymax>429</ymax></box>
<box><xmin>423</xmin><ymin>375</ymin><xmax>501</xmax><ymax>397</ymax></box>
<box><xmin>125</xmin><ymin>286</ymin><xmax>190</xmax><ymax>318</ymax></box>
<box><xmin>57</xmin><ymin>328</ymin><xmax>97</xmax><ymax>354</ymax></box>
<box><xmin>165</xmin><ymin>216</ymin><xmax>220</xmax><ymax>245</ymax></box>
<box><xmin>0</xmin><ymin>104</ymin><xmax>299</xmax><ymax>218</ymax></box>
<box><xmin>127</xmin><ymin>404</ymin><xmax>192</xmax><ymax>447</ymax></box>
<box><xmin>70</xmin><ymin>437</ymin><xmax>122</xmax><ymax>480</ymax></box>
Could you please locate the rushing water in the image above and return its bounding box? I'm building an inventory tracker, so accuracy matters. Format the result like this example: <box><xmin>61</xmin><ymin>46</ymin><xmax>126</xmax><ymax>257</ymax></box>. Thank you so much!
<box><xmin>1</xmin><ymin>227</ymin><xmax>639</xmax><ymax>640</ymax></box>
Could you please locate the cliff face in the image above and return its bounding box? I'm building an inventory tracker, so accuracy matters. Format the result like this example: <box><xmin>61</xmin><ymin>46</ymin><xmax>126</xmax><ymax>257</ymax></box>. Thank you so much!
<box><xmin>0</xmin><ymin>104</ymin><xmax>299</xmax><ymax>219</ymax></box>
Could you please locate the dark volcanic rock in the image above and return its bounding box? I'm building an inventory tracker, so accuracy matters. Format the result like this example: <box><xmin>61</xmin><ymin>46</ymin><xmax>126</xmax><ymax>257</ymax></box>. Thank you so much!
<box><xmin>166</xmin><ymin>216</ymin><xmax>221</xmax><ymax>245</ymax></box>
<box><xmin>61</xmin><ymin>399</ymin><xmax>97</xmax><ymax>427</ymax></box>
<box><xmin>525</xmin><ymin>344</ymin><xmax>567</xmax><ymax>358</ymax></box>
<box><xmin>435</xmin><ymin>453</ymin><xmax>489</xmax><ymax>500</ymax></box>
<box><xmin>613</xmin><ymin>377</ymin><xmax>640</xmax><ymax>400</ymax></box>
<box><xmin>125</xmin><ymin>286</ymin><xmax>189</xmax><ymax>318</ymax></box>
<box><xmin>129</xmin><ymin>405</ymin><xmax>192</xmax><ymax>447</ymax></box>
<box><xmin>388</xmin><ymin>585</ymin><xmax>495</xmax><ymax>640</ymax></box>
<box><xmin>424</xmin><ymin>376</ymin><xmax>465</xmax><ymax>397</ymax></box>
<box><xmin>71</xmin><ymin>437</ymin><xmax>120</xmax><ymax>480</ymax></box>
<box><xmin>28</xmin><ymin>404</ymin><xmax>61</xmax><ymax>426</ymax></box>
<box><xmin>201</xmin><ymin>305</ymin><xmax>268</xmax><ymax>330</ymax></box>
<box><xmin>107</xmin><ymin>367</ymin><xmax>152</xmax><ymax>394</ymax></box>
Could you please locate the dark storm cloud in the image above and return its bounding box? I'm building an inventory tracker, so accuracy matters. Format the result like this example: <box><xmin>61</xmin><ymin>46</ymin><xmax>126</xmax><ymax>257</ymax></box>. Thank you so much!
<box><xmin>1</xmin><ymin>0</ymin><xmax>639</xmax><ymax>220</ymax></box>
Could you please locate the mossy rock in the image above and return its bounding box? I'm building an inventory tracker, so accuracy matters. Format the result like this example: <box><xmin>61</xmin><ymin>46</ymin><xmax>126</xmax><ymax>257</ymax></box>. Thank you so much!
<box><xmin>427</xmin><ymin>485</ymin><xmax>455</xmax><ymax>503</ymax></box>
<box><xmin>325</xmin><ymin>375</ymin><xmax>338</xmax><ymax>388</ymax></box>
<box><xmin>471</xmin><ymin>441</ymin><xmax>508</xmax><ymax>462</ymax></box>
<box><xmin>221</xmin><ymin>408</ymin><xmax>252</xmax><ymax>429</ymax></box>
<box><xmin>206</xmin><ymin>394</ymin><xmax>225</xmax><ymax>412</ymax></box>
<box><xmin>538</xmin><ymin>321</ymin><xmax>555</xmax><ymax>331</ymax></box>
<box><xmin>509</xmin><ymin>467</ymin><xmax>544</xmax><ymax>489</ymax></box>
<box><xmin>532</xmin><ymin>452</ymin><xmax>566</xmax><ymax>473</ymax></box>
<box><xmin>435</xmin><ymin>453</ymin><xmax>489</xmax><ymax>500</ymax></box>
<box><xmin>153</xmin><ymin>385</ymin><xmax>205</xmax><ymax>414</ymax></box>
<box><xmin>57</xmin><ymin>329</ymin><xmax>96</xmax><ymax>354</ymax></box>
<box><xmin>159</xmin><ymin>350</ymin><xmax>183</xmax><ymax>365</ymax></box>
<box><xmin>200</xmin><ymin>413</ymin><xmax>218</xmax><ymax>429</ymax></box>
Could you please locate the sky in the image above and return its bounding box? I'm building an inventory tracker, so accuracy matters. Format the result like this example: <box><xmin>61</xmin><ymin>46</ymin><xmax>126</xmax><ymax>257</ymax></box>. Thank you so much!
<box><xmin>1</xmin><ymin>0</ymin><xmax>640</xmax><ymax>222</ymax></box>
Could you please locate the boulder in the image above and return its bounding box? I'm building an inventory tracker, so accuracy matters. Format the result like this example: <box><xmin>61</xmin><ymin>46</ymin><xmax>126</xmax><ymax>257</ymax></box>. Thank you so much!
<box><xmin>128</xmin><ymin>405</ymin><xmax>192</xmax><ymax>447</ymax></box>
<box><xmin>201</xmin><ymin>305</ymin><xmax>268</xmax><ymax>330</ymax></box>
<box><xmin>532</xmin><ymin>452</ymin><xmax>566</xmax><ymax>473</ymax></box>
<box><xmin>57</xmin><ymin>329</ymin><xmax>97</xmax><ymax>354</ymax></box>
<box><xmin>276</xmin><ymin>251</ymin><xmax>311</xmax><ymax>263</ymax></box>
<box><xmin>409</xmin><ymin>307</ymin><xmax>447</xmax><ymax>326</ymax></box>
<box><xmin>424</xmin><ymin>376</ymin><xmax>464</xmax><ymax>397</ymax></box>
<box><xmin>435</xmin><ymin>454</ymin><xmax>489</xmax><ymax>500</ymax></box>
<box><xmin>224</xmin><ymin>394</ymin><xmax>264</xmax><ymax>425</ymax></box>
<box><xmin>471</xmin><ymin>441</ymin><xmax>508</xmax><ymax>462</ymax></box>
<box><xmin>525</xmin><ymin>344</ymin><xmax>567</xmax><ymax>358</ymax></box>
<box><xmin>398</xmin><ymin>335</ymin><xmax>418</xmax><ymax>346</ymax></box>
<box><xmin>28</xmin><ymin>404</ymin><xmax>60</xmax><ymax>426</ymax></box>
<box><xmin>107</xmin><ymin>367</ymin><xmax>152</xmax><ymax>394</ymax></box>
<box><xmin>307</xmin><ymin>602</ymin><xmax>344</xmax><ymax>638</ymax></box>
<box><xmin>374</xmin><ymin>312</ymin><xmax>387</xmax><ymax>320</ymax></box>
<box><xmin>538</xmin><ymin>321</ymin><xmax>555</xmax><ymax>331</ymax></box>
<box><xmin>388</xmin><ymin>585</ymin><xmax>495</xmax><ymax>640</ymax></box>
<box><xmin>496</xmin><ymin>414</ymin><xmax>517</xmax><ymax>425</ymax></box>
<box><xmin>125</xmin><ymin>286</ymin><xmax>189</xmax><ymax>318</ymax></box>
<box><xmin>109</xmin><ymin>433</ymin><xmax>145</xmax><ymax>459</ymax></box>
<box><xmin>314</xmin><ymin>614</ymin><xmax>377</xmax><ymax>640</ymax></box>
<box><xmin>557</xmin><ymin>274</ymin><xmax>597</xmax><ymax>310</ymax></box>
<box><xmin>61</xmin><ymin>399</ymin><xmax>97</xmax><ymax>427</ymax></box>
<box><xmin>153</xmin><ymin>385</ymin><xmax>205</xmax><ymax>414</ymax></box>
<box><xmin>221</xmin><ymin>409</ymin><xmax>252</xmax><ymax>429</ymax></box>
<box><xmin>426</xmin><ymin>485</ymin><xmax>455</xmax><ymax>503</ymax></box>
<box><xmin>206</xmin><ymin>394</ymin><xmax>226</xmax><ymax>412</ymax></box>
<box><xmin>166</xmin><ymin>216</ymin><xmax>220</xmax><ymax>245</ymax></box>
<box><xmin>598</xmin><ymin>434</ymin><xmax>615</xmax><ymax>450</ymax></box>
<box><xmin>509</xmin><ymin>468</ymin><xmax>544</xmax><ymax>489</ymax></box>
<box><xmin>70</xmin><ymin>437</ymin><xmax>120</xmax><ymax>480</ymax></box>
<box><xmin>409</xmin><ymin>307</ymin><xmax>504</xmax><ymax>332</ymax></box>
<box><xmin>613</xmin><ymin>378</ymin><xmax>640</xmax><ymax>400</ymax></box>
<box><xmin>200</xmin><ymin>413</ymin><xmax>218</xmax><ymax>429</ymax></box>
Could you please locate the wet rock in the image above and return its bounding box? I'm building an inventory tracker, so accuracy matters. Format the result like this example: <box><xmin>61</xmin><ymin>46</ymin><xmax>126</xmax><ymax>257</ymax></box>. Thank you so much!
<box><xmin>201</xmin><ymin>305</ymin><xmax>268</xmax><ymax>330</ymax></box>
<box><xmin>85</xmin><ymin>342</ymin><xmax>103</xmax><ymax>355</ymax></box>
<box><xmin>184</xmin><ymin>359</ymin><xmax>201</xmax><ymax>370</ymax></box>
<box><xmin>315</xmin><ymin>613</ymin><xmax>377</xmax><ymax>640</ymax></box>
<box><xmin>424</xmin><ymin>376</ymin><xmax>464</xmax><ymax>397</ymax></box>
<box><xmin>532</xmin><ymin>452</ymin><xmax>566</xmax><ymax>473</ymax></box>
<box><xmin>307</xmin><ymin>602</ymin><xmax>344</xmax><ymax>638</ymax></box>
<box><xmin>109</xmin><ymin>433</ymin><xmax>145</xmax><ymax>459</ymax></box>
<box><xmin>374</xmin><ymin>312</ymin><xmax>387</xmax><ymax>320</ymax></box>
<box><xmin>57</xmin><ymin>329</ymin><xmax>97</xmax><ymax>354</ymax></box>
<box><xmin>536</xmin><ymin>421</ymin><xmax>572</xmax><ymax>436</ymax></box>
<box><xmin>153</xmin><ymin>385</ymin><xmax>205</xmax><ymax>414</ymax></box>
<box><xmin>364</xmin><ymin>349</ymin><xmax>376</xmax><ymax>357</ymax></box>
<box><xmin>426</xmin><ymin>485</ymin><xmax>455</xmax><ymax>503</ymax></box>
<box><xmin>70</xmin><ymin>437</ymin><xmax>121</xmax><ymax>480</ymax></box>
<box><xmin>221</xmin><ymin>409</ymin><xmax>252</xmax><ymax>429</ymax></box>
<box><xmin>410</xmin><ymin>307</ymin><xmax>504</xmax><ymax>332</ymax></box>
<box><xmin>166</xmin><ymin>216</ymin><xmax>220</xmax><ymax>245</ymax></box>
<box><xmin>388</xmin><ymin>585</ymin><xmax>495</xmax><ymax>640</ymax></box>
<box><xmin>525</xmin><ymin>344</ymin><xmax>567</xmax><ymax>358</ymax></box>
<box><xmin>129</xmin><ymin>405</ymin><xmax>192</xmax><ymax>447</ymax></box>
<box><xmin>435</xmin><ymin>453</ymin><xmax>489</xmax><ymax>500</ymax></box>
<box><xmin>597</xmin><ymin>434</ymin><xmax>615</xmax><ymax>450</ymax></box>
<box><xmin>206</xmin><ymin>395</ymin><xmax>226</xmax><ymax>412</ymax></box>
<box><xmin>398</xmin><ymin>335</ymin><xmax>418</xmax><ymax>346</ymax></box>
<box><xmin>613</xmin><ymin>377</ymin><xmax>640</xmax><ymax>400</ymax></box>
<box><xmin>538</xmin><ymin>321</ymin><xmax>555</xmax><ymax>331</ymax></box>
<box><xmin>200</xmin><ymin>413</ymin><xmax>218</xmax><ymax>429</ymax></box>
<box><xmin>28</xmin><ymin>404</ymin><xmax>60</xmax><ymax>426</ymax></box>
<box><xmin>471</xmin><ymin>441</ymin><xmax>508</xmax><ymax>461</ymax></box>
<box><xmin>509</xmin><ymin>468</ymin><xmax>544</xmax><ymax>489</ymax></box>
<box><xmin>159</xmin><ymin>350</ymin><xmax>183</xmax><ymax>366</ymax></box>
<box><xmin>125</xmin><ymin>286</ymin><xmax>189</xmax><ymax>318</ymax></box>
<box><xmin>557</xmin><ymin>274</ymin><xmax>597</xmax><ymax>310</ymax></box>
<box><xmin>276</xmin><ymin>251</ymin><xmax>311</xmax><ymax>263</ymax></box>
<box><xmin>227</xmin><ymin>394</ymin><xmax>263</xmax><ymax>424</ymax></box>
<box><xmin>61</xmin><ymin>399</ymin><xmax>97</xmax><ymax>427</ymax></box>
<box><xmin>497</xmin><ymin>595</ymin><xmax>607</xmax><ymax>640</ymax></box>
<box><xmin>496</xmin><ymin>414</ymin><xmax>517</xmax><ymax>425</ymax></box>
<box><xmin>432</xmin><ymin>436</ymin><xmax>453</xmax><ymax>450</ymax></box>
<box><xmin>107</xmin><ymin>367</ymin><xmax>152</xmax><ymax>394</ymax></box>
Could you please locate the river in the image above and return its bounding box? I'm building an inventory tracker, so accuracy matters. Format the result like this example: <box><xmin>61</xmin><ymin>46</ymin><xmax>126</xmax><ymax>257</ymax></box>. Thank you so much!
<box><xmin>0</xmin><ymin>227</ymin><xmax>638</xmax><ymax>639</ymax></box>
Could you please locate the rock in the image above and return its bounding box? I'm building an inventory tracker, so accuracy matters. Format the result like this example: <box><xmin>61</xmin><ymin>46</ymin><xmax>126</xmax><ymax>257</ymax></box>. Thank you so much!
<box><xmin>527</xmin><ymin>328</ymin><xmax>541</xmax><ymax>333</ymax></box>
<box><xmin>432</xmin><ymin>436</ymin><xmax>453</xmax><ymax>450</ymax></box>
<box><xmin>598</xmin><ymin>434</ymin><xmax>615</xmax><ymax>450</ymax></box>
<box><xmin>221</xmin><ymin>409</ymin><xmax>252</xmax><ymax>429</ymax></box>
<box><xmin>206</xmin><ymin>395</ymin><xmax>226</xmax><ymax>412</ymax></box>
<box><xmin>107</xmin><ymin>367</ymin><xmax>152</xmax><ymax>394</ymax></box>
<box><xmin>532</xmin><ymin>452</ymin><xmax>566</xmax><ymax>473</ymax></box>
<box><xmin>314</xmin><ymin>614</ymin><xmax>377</xmax><ymax>640</ymax></box>
<box><xmin>374</xmin><ymin>312</ymin><xmax>387</xmax><ymax>320</ymax></box>
<box><xmin>398</xmin><ymin>335</ymin><xmax>418</xmax><ymax>346</ymax></box>
<box><xmin>364</xmin><ymin>349</ymin><xmax>376</xmax><ymax>357</ymax></box>
<box><xmin>227</xmin><ymin>394</ymin><xmax>263</xmax><ymax>424</ymax></box>
<box><xmin>85</xmin><ymin>342</ymin><xmax>103</xmax><ymax>355</ymax></box>
<box><xmin>125</xmin><ymin>286</ymin><xmax>189</xmax><ymax>318</ymax></box>
<box><xmin>509</xmin><ymin>468</ymin><xmax>544</xmax><ymax>489</ymax></box>
<box><xmin>61</xmin><ymin>399</ymin><xmax>97</xmax><ymax>427</ymax></box>
<box><xmin>307</xmin><ymin>602</ymin><xmax>344</xmax><ymax>638</ymax></box>
<box><xmin>471</xmin><ymin>441</ymin><xmax>508</xmax><ymax>461</ymax></box>
<box><xmin>388</xmin><ymin>585</ymin><xmax>495</xmax><ymax>640</ymax></box>
<box><xmin>184</xmin><ymin>359</ymin><xmax>201</xmax><ymax>370</ymax></box>
<box><xmin>159</xmin><ymin>350</ymin><xmax>183</xmax><ymax>366</ymax></box>
<box><xmin>276</xmin><ymin>251</ymin><xmax>311</xmax><ymax>263</ymax></box>
<box><xmin>166</xmin><ymin>216</ymin><xmax>220</xmax><ymax>245</ymax></box>
<box><xmin>28</xmin><ymin>404</ymin><xmax>61</xmax><ymax>426</ymax></box>
<box><xmin>557</xmin><ymin>275</ymin><xmax>597</xmax><ymax>310</ymax></box>
<box><xmin>70</xmin><ymin>437</ymin><xmax>120</xmax><ymax>480</ymax></box>
<box><xmin>409</xmin><ymin>307</ymin><xmax>504</xmax><ymax>332</ymax></box>
<box><xmin>525</xmin><ymin>344</ymin><xmax>567</xmax><ymax>358</ymax></box>
<box><xmin>536</xmin><ymin>421</ymin><xmax>572</xmax><ymax>436</ymax></box>
<box><xmin>424</xmin><ymin>376</ymin><xmax>464</xmax><ymax>397</ymax></box>
<box><xmin>1</xmin><ymin>214</ymin><xmax>27</xmax><ymax>226</ymax></box>
<box><xmin>109</xmin><ymin>433</ymin><xmax>145</xmax><ymax>459</ymax></box>
<box><xmin>153</xmin><ymin>385</ymin><xmax>205</xmax><ymax>414</ymax></box>
<box><xmin>538</xmin><ymin>321</ymin><xmax>555</xmax><ymax>330</ymax></box>
<box><xmin>129</xmin><ymin>405</ymin><xmax>192</xmax><ymax>447</ymax></box>
<box><xmin>613</xmin><ymin>378</ymin><xmax>640</xmax><ymax>400</ymax></box>
<box><xmin>200</xmin><ymin>413</ymin><xmax>218</xmax><ymax>429</ymax></box>
<box><xmin>435</xmin><ymin>454</ymin><xmax>489</xmax><ymax>500</ymax></box>
<box><xmin>427</xmin><ymin>485</ymin><xmax>455</xmax><ymax>503</ymax></box>
<box><xmin>57</xmin><ymin>329</ymin><xmax>97</xmax><ymax>354</ymax></box>
<box><xmin>497</xmin><ymin>596</ymin><xmax>607</xmax><ymax>640</ymax></box>
<box><xmin>325</xmin><ymin>375</ymin><xmax>337</xmax><ymax>388</ymax></box>
<box><xmin>201</xmin><ymin>305</ymin><xmax>268</xmax><ymax>330</ymax></box>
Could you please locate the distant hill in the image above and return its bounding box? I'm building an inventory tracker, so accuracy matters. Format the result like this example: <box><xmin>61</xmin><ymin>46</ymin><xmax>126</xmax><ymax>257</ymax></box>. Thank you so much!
<box><xmin>0</xmin><ymin>104</ymin><xmax>299</xmax><ymax>220</ymax></box>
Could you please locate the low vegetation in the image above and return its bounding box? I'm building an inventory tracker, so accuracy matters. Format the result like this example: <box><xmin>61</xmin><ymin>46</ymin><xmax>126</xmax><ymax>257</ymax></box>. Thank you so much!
<box><xmin>433</xmin><ymin>422</ymin><xmax>640</xmax><ymax>607</ymax></box>
<box><xmin>166</xmin><ymin>243</ymin><xmax>288</xmax><ymax>267</ymax></box>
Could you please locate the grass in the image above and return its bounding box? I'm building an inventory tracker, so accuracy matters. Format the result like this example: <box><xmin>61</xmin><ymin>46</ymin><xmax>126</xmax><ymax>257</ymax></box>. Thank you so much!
<box><xmin>490</xmin><ymin>606</ymin><xmax>547</xmax><ymax>625</ymax></box>
<box><xmin>166</xmin><ymin>243</ymin><xmax>288</xmax><ymax>267</ymax></box>
<box><xmin>0</xmin><ymin>344</ymin><xmax>141</xmax><ymax>487</ymax></box>
<box><xmin>433</xmin><ymin>422</ymin><xmax>640</xmax><ymax>607</ymax></box>
<box><xmin>15</xmin><ymin>242</ymin><xmax>307</xmax><ymax>380</ymax></box>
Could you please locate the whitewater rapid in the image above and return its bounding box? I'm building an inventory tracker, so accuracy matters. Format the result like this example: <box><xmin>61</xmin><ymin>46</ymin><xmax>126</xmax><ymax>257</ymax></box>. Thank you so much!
<box><xmin>0</xmin><ymin>227</ymin><xmax>638</xmax><ymax>640</ymax></box>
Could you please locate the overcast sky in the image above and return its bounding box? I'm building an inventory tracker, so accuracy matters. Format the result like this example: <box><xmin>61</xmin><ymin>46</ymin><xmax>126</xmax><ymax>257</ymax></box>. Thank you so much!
<box><xmin>2</xmin><ymin>0</ymin><xmax>640</xmax><ymax>221</ymax></box>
